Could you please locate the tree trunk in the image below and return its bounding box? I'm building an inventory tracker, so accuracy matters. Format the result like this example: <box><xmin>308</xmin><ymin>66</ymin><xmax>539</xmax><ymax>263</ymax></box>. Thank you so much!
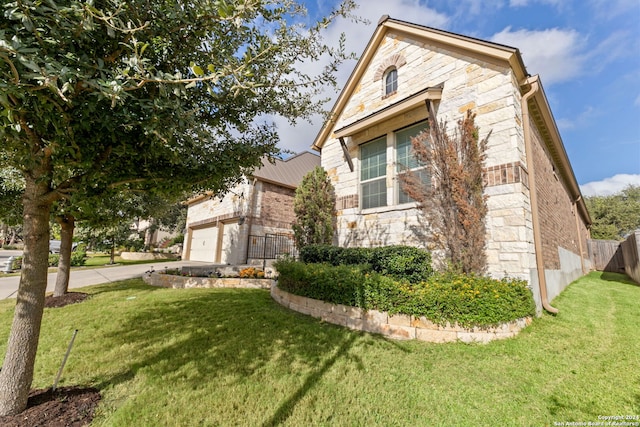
<box><xmin>53</xmin><ymin>214</ymin><xmax>75</xmax><ymax>297</ymax></box>
<box><xmin>0</xmin><ymin>177</ymin><xmax>52</xmax><ymax>415</ymax></box>
<box><xmin>110</xmin><ymin>242</ymin><xmax>115</xmax><ymax>265</ymax></box>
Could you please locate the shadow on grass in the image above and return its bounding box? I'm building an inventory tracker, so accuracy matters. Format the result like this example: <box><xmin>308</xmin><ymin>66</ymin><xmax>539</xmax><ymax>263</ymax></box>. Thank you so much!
<box><xmin>83</xmin><ymin>279</ymin><xmax>164</xmax><ymax>296</ymax></box>
<box><xmin>261</xmin><ymin>333</ymin><xmax>359</xmax><ymax>427</ymax></box>
<box><xmin>95</xmin><ymin>288</ymin><xmax>363</xmax><ymax>423</ymax></box>
<box><xmin>597</xmin><ymin>271</ymin><xmax>639</xmax><ymax>287</ymax></box>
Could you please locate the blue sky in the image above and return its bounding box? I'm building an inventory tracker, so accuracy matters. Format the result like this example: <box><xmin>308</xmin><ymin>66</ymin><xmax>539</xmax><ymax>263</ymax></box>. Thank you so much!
<box><xmin>274</xmin><ymin>0</ymin><xmax>640</xmax><ymax>196</ymax></box>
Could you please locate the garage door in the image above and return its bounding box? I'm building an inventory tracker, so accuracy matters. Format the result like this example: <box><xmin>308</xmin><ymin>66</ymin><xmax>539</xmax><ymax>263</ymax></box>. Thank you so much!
<box><xmin>220</xmin><ymin>221</ymin><xmax>240</xmax><ymax>265</ymax></box>
<box><xmin>188</xmin><ymin>226</ymin><xmax>218</xmax><ymax>262</ymax></box>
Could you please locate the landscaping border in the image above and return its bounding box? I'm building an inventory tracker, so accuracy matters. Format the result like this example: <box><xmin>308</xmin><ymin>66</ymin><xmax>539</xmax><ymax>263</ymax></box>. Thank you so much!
<box><xmin>144</xmin><ymin>271</ymin><xmax>273</xmax><ymax>290</ymax></box>
<box><xmin>120</xmin><ymin>252</ymin><xmax>178</xmax><ymax>261</ymax></box>
<box><xmin>271</xmin><ymin>284</ymin><xmax>532</xmax><ymax>343</ymax></box>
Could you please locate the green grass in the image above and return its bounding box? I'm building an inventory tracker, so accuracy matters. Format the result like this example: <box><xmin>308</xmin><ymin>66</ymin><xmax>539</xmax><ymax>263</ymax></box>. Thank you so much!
<box><xmin>82</xmin><ymin>254</ymin><xmax>178</xmax><ymax>267</ymax></box>
<box><xmin>0</xmin><ymin>271</ymin><xmax>637</xmax><ymax>426</ymax></box>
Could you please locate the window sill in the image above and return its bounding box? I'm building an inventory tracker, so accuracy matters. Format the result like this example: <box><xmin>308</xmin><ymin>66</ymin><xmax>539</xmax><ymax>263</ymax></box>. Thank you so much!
<box><xmin>360</xmin><ymin>202</ymin><xmax>419</xmax><ymax>215</ymax></box>
<box><xmin>382</xmin><ymin>91</ymin><xmax>397</xmax><ymax>100</ymax></box>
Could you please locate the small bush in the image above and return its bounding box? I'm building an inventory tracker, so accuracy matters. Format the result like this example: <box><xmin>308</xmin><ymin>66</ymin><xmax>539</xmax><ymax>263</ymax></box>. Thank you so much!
<box><xmin>11</xmin><ymin>256</ymin><xmax>22</xmax><ymax>270</ymax></box>
<box><xmin>368</xmin><ymin>245</ymin><xmax>433</xmax><ymax>282</ymax></box>
<box><xmin>274</xmin><ymin>259</ymin><xmax>535</xmax><ymax>328</ymax></box>
<box><xmin>299</xmin><ymin>244</ymin><xmax>432</xmax><ymax>282</ymax></box>
<box><xmin>48</xmin><ymin>254</ymin><xmax>60</xmax><ymax>267</ymax></box>
<box><xmin>70</xmin><ymin>249</ymin><xmax>86</xmax><ymax>266</ymax></box>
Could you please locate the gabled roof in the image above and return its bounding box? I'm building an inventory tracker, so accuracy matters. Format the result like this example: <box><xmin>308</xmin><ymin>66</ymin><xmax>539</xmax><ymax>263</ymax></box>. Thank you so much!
<box><xmin>185</xmin><ymin>151</ymin><xmax>319</xmax><ymax>205</ymax></box>
<box><xmin>253</xmin><ymin>151</ymin><xmax>320</xmax><ymax>189</ymax></box>
<box><xmin>311</xmin><ymin>15</ymin><xmax>528</xmax><ymax>151</ymax></box>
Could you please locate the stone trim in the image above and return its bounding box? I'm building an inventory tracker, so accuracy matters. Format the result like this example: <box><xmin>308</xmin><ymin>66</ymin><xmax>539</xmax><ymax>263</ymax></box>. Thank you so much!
<box><xmin>144</xmin><ymin>271</ymin><xmax>273</xmax><ymax>290</ymax></box>
<box><xmin>336</xmin><ymin>194</ymin><xmax>359</xmax><ymax>211</ymax></box>
<box><xmin>484</xmin><ymin>162</ymin><xmax>529</xmax><ymax>188</ymax></box>
<box><xmin>271</xmin><ymin>284</ymin><xmax>532</xmax><ymax>343</ymax></box>
<box><xmin>373</xmin><ymin>53</ymin><xmax>407</xmax><ymax>81</ymax></box>
<box><xmin>187</xmin><ymin>211</ymin><xmax>242</xmax><ymax>229</ymax></box>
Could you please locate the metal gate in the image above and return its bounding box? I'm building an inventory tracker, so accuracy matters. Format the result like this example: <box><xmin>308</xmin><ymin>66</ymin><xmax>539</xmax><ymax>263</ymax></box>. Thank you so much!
<box><xmin>248</xmin><ymin>234</ymin><xmax>297</xmax><ymax>260</ymax></box>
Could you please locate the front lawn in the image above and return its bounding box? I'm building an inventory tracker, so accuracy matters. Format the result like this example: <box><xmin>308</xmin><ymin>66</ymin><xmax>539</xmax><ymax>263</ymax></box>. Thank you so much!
<box><xmin>0</xmin><ymin>272</ymin><xmax>637</xmax><ymax>425</ymax></box>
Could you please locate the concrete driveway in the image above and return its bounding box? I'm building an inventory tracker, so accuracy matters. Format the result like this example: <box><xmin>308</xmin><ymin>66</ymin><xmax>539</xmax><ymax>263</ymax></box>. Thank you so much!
<box><xmin>0</xmin><ymin>259</ymin><xmax>208</xmax><ymax>299</ymax></box>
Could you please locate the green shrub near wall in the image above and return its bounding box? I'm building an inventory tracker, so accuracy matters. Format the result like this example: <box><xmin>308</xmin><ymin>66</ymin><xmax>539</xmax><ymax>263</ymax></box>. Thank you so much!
<box><xmin>299</xmin><ymin>244</ymin><xmax>433</xmax><ymax>283</ymax></box>
<box><xmin>274</xmin><ymin>259</ymin><xmax>536</xmax><ymax>328</ymax></box>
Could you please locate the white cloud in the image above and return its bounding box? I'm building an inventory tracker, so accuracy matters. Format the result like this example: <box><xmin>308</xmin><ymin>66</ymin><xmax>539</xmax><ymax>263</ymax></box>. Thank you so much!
<box><xmin>580</xmin><ymin>174</ymin><xmax>640</xmax><ymax>197</ymax></box>
<box><xmin>589</xmin><ymin>0</ymin><xmax>639</xmax><ymax>20</ymax></box>
<box><xmin>556</xmin><ymin>106</ymin><xmax>601</xmax><ymax>131</ymax></box>
<box><xmin>490</xmin><ymin>27</ymin><xmax>585</xmax><ymax>85</ymax></box>
<box><xmin>509</xmin><ymin>0</ymin><xmax>563</xmax><ymax>7</ymax></box>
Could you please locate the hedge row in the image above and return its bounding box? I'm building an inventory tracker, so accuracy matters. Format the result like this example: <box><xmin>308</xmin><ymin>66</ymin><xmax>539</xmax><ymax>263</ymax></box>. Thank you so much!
<box><xmin>299</xmin><ymin>244</ymin><xmax>433</xmax><ymax>283</ymax></box>
<box><xmin>274</xmin><ymin>259</ymin><xmax>536</xmax><ymax>328</ymax></box>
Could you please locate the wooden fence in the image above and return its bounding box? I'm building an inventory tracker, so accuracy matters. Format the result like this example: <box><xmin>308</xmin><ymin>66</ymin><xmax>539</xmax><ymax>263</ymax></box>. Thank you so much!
<box><xmin>587</xmin><ymin>239</ymin><xmax>625</xmax><ymax>273</ymax></box>
<box><xmin>588</xmin><ymin>231</ymin><xmax>640</xmax><ymax>284</ymax></box>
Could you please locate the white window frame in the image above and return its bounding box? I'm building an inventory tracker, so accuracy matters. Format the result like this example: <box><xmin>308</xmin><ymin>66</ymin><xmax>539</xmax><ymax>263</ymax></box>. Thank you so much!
<box><xmin>384</xmin><ymin>68</ymin><xmax>398</xmax><ymax>95</ymax></box>
<box><xmin>395</xmin><ymin>122</ymin><xmax>430</xmax><ymax>205</ymax></box>
<box><xmin>358</xmin><ymin>121</ymin><xmax>430</xmax><ymax>212</ymax></box>
<box><xmin>360</xmin><ymin>136</ymin><xmax>388</xmax><ymax>210</ymax></box>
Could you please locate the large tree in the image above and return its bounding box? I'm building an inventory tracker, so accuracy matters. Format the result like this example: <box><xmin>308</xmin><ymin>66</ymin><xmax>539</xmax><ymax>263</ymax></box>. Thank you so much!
<box><xmin>292</xmin><ymin>166</ymin><xmax>336</xmax><ymax>248</ymax></box>
<box><xmin>400</xmin><ymin>110</ymin><xmax>490</xmax><ymax>274</ymax></box>
<box><xmin>585</xmin><ymin>185</ymin><xmax>640</xmax><ymax>240</ymax></box>
<box><xmin>0</xmin><ymin>0</ymin><xmax>356</xmax><ymax>415</ymax></box>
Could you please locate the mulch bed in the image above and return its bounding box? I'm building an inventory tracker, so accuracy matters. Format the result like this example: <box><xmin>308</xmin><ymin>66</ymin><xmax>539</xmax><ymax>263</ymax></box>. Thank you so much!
<box><xmin>0</xmin><ymin>292</ymin><xmax>100</xmax><ymax>426</ymax></box>
<box><xmin>44</xmin><ymin>292</ymin><xmax>90</xmax><ymax>308</ymax></box>
<box><xmin>0</xmin><ymin>387</ymin><xmax>101</xmax><ymax>427</ymax></box>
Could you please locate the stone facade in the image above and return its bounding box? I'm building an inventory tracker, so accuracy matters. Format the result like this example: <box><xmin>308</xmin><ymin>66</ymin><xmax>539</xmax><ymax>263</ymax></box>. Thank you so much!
<box><xmin>314</xmin><ymin>19</ymin><xmax>591</xmax><ymax>314</ymax></box>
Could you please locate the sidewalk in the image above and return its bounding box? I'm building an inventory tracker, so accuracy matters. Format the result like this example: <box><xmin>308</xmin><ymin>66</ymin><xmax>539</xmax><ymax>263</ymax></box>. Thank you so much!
<box><xmin>0</xmin><ymin>261</ymin><xmax>208</xmax><ymax>299</ymax></box>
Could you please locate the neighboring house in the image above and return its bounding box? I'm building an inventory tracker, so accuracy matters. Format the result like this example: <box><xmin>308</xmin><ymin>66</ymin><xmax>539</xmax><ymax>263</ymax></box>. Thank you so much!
<box><xmin>182</xmin><ymin>152</ymin><xmax>320</xmax><ymax>264</ymax></box>
<box><xmin>311</xmin><ymin>16</ymin><xmax>592</xmax><ymax>313</ymax></box>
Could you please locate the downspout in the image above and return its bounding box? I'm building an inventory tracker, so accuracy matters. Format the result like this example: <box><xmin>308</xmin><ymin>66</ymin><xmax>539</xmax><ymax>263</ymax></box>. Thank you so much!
<box><xmin>244</xmin><ymin>178</ymin><xmax>259</xmax><ymax>263</ymax></box>
<box><xmin>521</xmin><ymin>75</ymin><xmax>558</xmax><ymax>314</ymax></box>
<box><xmin>573</xmin><ymin>196</ymin><xmax>587</xmax><ymax>275</ymax></box>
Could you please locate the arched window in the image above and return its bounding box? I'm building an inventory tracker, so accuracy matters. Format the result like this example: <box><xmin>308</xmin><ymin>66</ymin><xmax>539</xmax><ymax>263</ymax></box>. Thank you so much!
<box><xmin>385</xmin><ymin>68</ymin><xmax>398</xmax><ymax>95</ymax></box>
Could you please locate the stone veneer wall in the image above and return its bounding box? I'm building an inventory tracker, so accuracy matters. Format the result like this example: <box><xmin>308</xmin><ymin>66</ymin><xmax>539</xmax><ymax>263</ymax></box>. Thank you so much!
<box><xmin>144</xmin><ymin>271</ymin><xmax>273</xmax><ymax>290</ymax></box>
<box><xmin>271</xmin><ymin>284</ymin><xmax>532</xmax><ymax>344</ymax></box>
<box><xmin>321</xmin><ymin>29</ymin><xmax>536</xmax><ymax>282</ymax></box>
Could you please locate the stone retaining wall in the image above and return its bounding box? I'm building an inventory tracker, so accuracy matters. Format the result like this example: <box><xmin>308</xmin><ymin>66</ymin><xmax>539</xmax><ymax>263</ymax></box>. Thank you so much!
<box><xmin>120</xmin><ymin>252</ymin><xmax>178</xmax><ymax>261</ymax></box>
<box><xmin>144</xmin><ymin>271</ymin><xmax>273</xmax><ymax>290</ymax></box>
<box><xmin>271</xmin><ymin>284</ymin><xmax>531</xmax><ymax>344</ymax></box>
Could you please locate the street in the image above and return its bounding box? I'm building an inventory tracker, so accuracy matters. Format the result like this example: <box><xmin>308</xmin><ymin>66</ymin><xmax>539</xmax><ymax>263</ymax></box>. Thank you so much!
<box><xmin>0</xmin><ymin>251</ymin><xmax>207</xmax><ymax>299</ymax></box>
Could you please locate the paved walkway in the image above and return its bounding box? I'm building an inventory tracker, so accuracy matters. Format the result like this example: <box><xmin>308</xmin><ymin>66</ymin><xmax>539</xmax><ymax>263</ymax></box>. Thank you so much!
<box><xmin>0</xmin><ymin>260</ymin><xmax>208</xmax><ymax>299</ymax></box>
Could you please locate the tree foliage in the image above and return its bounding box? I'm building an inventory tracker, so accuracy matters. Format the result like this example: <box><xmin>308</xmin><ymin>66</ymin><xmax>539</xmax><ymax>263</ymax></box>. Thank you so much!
<box><xmin>400</xmin><ymin>110</ymin><xmax>490</xmax><ymax>274</ymax></box>
<box><xmin>0</xmin><ymin>0</ymin><xmax>357</xmax><ymax>415</ymax></box>
<box><xmin>292</xmin><ymin>166</ymin><xmax>336</xmax><ymax>248</ymax></box>
<box><xmin>585</xmin><ymin>185</ymin><xmax>640</xmax><ymax>240</ymax></box>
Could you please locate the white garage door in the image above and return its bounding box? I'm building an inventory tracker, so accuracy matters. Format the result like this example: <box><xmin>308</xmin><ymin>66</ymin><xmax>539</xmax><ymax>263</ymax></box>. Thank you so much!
<box><xmin>189</xmin><ymin>226</ymin><xmax>218</xmax><ymax>262</ymax></box>
<box><xmin>220</xmin><ymin>222</ymin><xmax>240</xmax><ymax>265</ymax></box>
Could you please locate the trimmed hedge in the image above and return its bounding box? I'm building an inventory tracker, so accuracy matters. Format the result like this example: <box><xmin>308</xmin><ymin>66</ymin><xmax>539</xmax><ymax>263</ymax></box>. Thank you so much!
<box><xmin>299</xmin><ymin>244</ymin><xmax>433</xmax><ymax>283</ymax></box>
<box><xmin>274</xmin><ymin>259</ymin><xmax>536</xmax><ymax>328</ymax></box>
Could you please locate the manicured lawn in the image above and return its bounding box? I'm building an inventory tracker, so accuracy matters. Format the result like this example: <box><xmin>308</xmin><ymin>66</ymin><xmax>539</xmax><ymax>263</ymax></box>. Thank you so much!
<box><xmin>83</xmin><ymin>254</ymin><xmax>179</xmax><ymax>267</ymax></box>
<box><xmin>0</xmin><ymin>272</ymin><xmax>637</xmax><ymax>425</ymax></box>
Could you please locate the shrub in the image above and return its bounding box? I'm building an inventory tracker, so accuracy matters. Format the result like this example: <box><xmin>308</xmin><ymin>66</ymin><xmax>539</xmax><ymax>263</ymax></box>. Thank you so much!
<box><xmin>274</xmin><ymin>259</ymin><xmax>535</xmax><ymax>328</ymax></box>
<box><xmin>368</xmin><ymin>245</ymin><xmax>432</xmax><ymax>282</ymax></box>
<box><xmin>11</xmin><ymin>256</ymin><xmax>22</xmax><ymax>270</ymax></box>
<box><xmin>70</xmin><ymin>248</ymin><xmax>87</xmax><ymax>266</ymax></box>
<box><xmin>48</xmin><ymin>254</ymin><xmax>60</xmax><ymax>267</ymax></box>
<box><xmin>299</xmin><ymin>244</ymin><xmax>432</xmax><ymax>282</ymax></box>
